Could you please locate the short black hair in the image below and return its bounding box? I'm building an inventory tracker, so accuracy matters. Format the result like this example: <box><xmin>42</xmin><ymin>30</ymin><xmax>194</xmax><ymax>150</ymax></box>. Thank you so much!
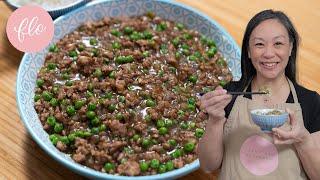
<box><xmin>239</xmin><ymin>9</ymin><xmax>300</xmax><ymax>88</ymax></box>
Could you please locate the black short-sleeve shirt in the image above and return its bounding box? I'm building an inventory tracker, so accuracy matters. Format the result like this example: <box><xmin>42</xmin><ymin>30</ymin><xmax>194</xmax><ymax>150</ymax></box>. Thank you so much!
<box><xmin>224</xmin><ymin>81</ymin><xmax>320</xmax><ymax>133</ymax></box>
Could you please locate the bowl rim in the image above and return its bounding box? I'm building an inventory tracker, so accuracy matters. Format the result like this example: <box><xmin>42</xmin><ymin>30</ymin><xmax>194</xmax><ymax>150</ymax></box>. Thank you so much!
<box><xmin>6</xmin><ymin>0</ymin><xmax>86</xmax><ymax>11</ymax></box>
<box><xmin>16</xmin><ymin>0</ymin><xmax>240</xmax><ymax>179</ymax></box>
<box><xmin>250</xmin><ymin>109</ymin><xmax>289</xmax><ymax>116</ymax></box>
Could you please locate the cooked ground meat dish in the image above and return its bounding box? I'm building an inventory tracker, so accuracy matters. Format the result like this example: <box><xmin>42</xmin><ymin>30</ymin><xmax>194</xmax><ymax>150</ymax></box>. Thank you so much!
<box><xmin>34</xmin><ymin>12</ymin><xmax>232</xmax><ymax>176</ymax></box>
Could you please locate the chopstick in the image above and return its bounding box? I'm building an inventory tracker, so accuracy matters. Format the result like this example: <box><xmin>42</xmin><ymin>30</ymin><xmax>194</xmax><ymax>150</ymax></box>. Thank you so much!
<box><xmin>199</xmin><ymin>91</ymin><xmax>267</xmax><ymax>96</ymax></box>
<box><xmin>227</xmin><ymin>91</ymin><xmax>268</xmax><ymax>95</ymax></box>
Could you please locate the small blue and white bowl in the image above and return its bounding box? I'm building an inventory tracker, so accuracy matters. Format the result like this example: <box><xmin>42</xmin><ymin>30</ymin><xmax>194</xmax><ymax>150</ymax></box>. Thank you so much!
<box><xmin>250</xmin><ymin>109</ymin><xmax>289</xmax><ymax>132</ymax></box>
<box><xmin>5</xmin><ymin>0</ymin><xmax>89</xmax><ymax>19</ymax></box>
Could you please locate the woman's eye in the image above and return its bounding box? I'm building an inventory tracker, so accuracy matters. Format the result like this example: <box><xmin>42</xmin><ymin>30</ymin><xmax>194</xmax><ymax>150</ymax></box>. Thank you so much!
<box><xmin>275</xmin><ymin>42</ymin><xmax>283</xmax><ymax>46</ymax></box>
<box><xmin>255</xmin><ymin>43</ymin><xmax>264</xmax><ymax>47</ymax></box>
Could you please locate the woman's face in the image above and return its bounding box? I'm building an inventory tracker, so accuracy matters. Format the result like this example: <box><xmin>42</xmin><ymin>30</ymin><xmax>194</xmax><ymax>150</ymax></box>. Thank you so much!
<box><xmin>248</xmin><ymin>19</ymin><xmax>293</xmax><ymax>80</ymax></box>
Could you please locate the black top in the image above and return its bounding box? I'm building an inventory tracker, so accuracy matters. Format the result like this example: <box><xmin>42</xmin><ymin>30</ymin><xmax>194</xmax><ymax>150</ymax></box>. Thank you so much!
<box><xmin>224</xmin><ymin>81</ymin><xmax>320</xmax><ymax>133</ymax></box>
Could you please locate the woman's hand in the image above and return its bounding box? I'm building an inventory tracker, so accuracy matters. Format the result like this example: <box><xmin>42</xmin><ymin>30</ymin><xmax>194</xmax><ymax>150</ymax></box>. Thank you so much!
<box><xmin>272</xmin><ymin>108</ymin><xmax>310</xmax><ymax>145</ymax></box>
<box><xmin>200</xmin><ymin>86</ymin><xmax>232</xmax><ymax>123</ymax></box>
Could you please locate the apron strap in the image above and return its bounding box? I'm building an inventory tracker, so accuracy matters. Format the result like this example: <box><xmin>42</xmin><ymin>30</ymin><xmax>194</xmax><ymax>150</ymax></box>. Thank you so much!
<box><xmin>287</xmin><ymin>78</ymin><xmax>298</xmax><ymax>103</ymax></box>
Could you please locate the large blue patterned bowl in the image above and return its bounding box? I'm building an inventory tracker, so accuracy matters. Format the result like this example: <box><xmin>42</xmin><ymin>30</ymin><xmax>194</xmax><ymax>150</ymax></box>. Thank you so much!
<box><xmin>16</xmin><ymin>0</ymin><xmax>241</xmax><ymax>179</ymax></box>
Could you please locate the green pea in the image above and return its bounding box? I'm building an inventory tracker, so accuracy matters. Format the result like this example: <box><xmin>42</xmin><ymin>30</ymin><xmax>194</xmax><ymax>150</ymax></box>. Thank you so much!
<box><xmin>171</xmin><ymin>149</ymin><xmax>183</xmax><ymax>158</ymax></box>
<box><xmin>50</xmin><ymin>98</ymin><xmax>59</xmax><ymax>107</ymax></box>
<box><xmin>110</xmin><ymin>29</ymin><xmax>121</xmax><ymax>37</ymax></box>
<box><xmin>216</xmin><ymin>58</ymin><xmax>226</xmax><ymax>67</ymax></box>
<box><xmin>86</xmin><ymin>91</ymin><xmax>94</xmax><ymax>98</ymax></box>
<box><xmin>168</xmin><ymin>139</ymin><xmax>177</xmax><ymax>147</ymax></box>
<box><xmin>188</xmin><ymin>75</ymin><xmax>198</xmax><ymax>83</ymax></box>
<box><xmin>160</xmin><ymin>44</ymin><xmax>168</xmax><ymax>54</ymax></box>
<box><xmin>78</xmin><ymin>43</ymin><xmax>85</xmax><ymax>51</ymax></box>
<box><xmin>115</xmin><ymin>56</ymin><xmax>126</xmax><ymax>64</ymax></box>
<box><xmin>124</xmin><ymin>26</ymin><xmax>134</xmax><ymax>34</ymax></box>
<box><xmin>47</xmin><ymin>63</ymin><xmax>56</xmax><ymax>70</ymax></box>
<box><xmin>49</xmin><ymin>134</ymin><xmax>59</xmax><ymax>145</ymax></box>
<box><xmin>124</xmin><ymin>55</ymin><xmax>134</xmax><ymax>63</ymax></box>
<box><xmin>169</xmin><ymin>67</ymin><xmax>176</xmax><ymax>73</ymax></box>
<box><xmin>146</xmin><ymin>99</ymin><xmax>156</xmax><ymax>107</ymax></box>
<box><xmin>68</xmin><ymin>50</ymin><xmax>78</xmax><ymax>57</ymax></box>
<box><xmin>142</xmin><ymin>51</ymin><xmax>150</xmax><ymax>58</ymax></box>
<box><xmin>219</xmin><ymin>80</ymin><xmax>227</xmax><ymax>87</ymax></box>
<box><xmin>150</xmin><ymin>159</ymin><xmax>160</xmax><ymax>169</ymax></box>
<box><xmin>200</xmin><ymin>35</ymin><xmax>207</xmax><ymax>44</ymax></box>
<box><xmin>91</xmin><ymin>117</ymin><xmax>100</xmax><ymax>126</ymax></box>
<box><xmin>93</xmin><ymin>68</ymin><xmax>102</xmax><ymax>78</ymax></box>
<box><xmin>61</xmin><ymin>73</ymin><xmax>70</xmax><ymax>80</ymax></box>
<box><xmin>158</xmin><ymin>70</ymin><xmax>164</xmax><ymax>77</ymax></box>
<box><xmin>91</xmin><ymin>127</ymin><xmax>100</xmax><ymax>134</ymax></box>
<box><xmin>118</xmin><ymin>96</ymin><xmax>125</xmax><ymax>103</ymax></box>
<box><xmin>159</xmin><ymin>127</ymin><xmax>168</xmax><ymax>135</ymax></box>
<box><xmin>36</xmin><ymin>79</ymin><xmax>44</xmax><ymax>87</ymax></box>
<box><xmin>34</xmin><ymin>94</ymin><xmax>41</xmax><ymax>102</ymax></box>
<box><xmin>133</xmin><ymin>134</ymin><xmax>140</xmax><ymax>141</ymax></box>
<box><xmin>144</xmin><ymin>115</ymin><xmax>151</xmax><ymax>122</ymax></box>
<box><xmin>195</xmin><ymin>128</ymin><xmax>205</xmax><ymax>138</ymax></box>
<box><xmin>60</xmin><ymin>99</ymin><xmax>69</xmax><ymax>106</ymax></box>
<box><xmin>194</xmin><ymin>51</ymin><xmax>202</xmax><ymax>58</ymax></box>
<box><xmin>164</xmin><ymin>119</ymin><xmax>173</xmax><ymax>127</ymax></box>
<box><xmin>178</xmin><ymin>110</ymin><xmax>185</xmax><ymax>116</ymax></box>
<box><xmin>187</xmin><ymin>104</ymin><xmax>196</xmax><ymax>112</ymax></box>
<box><xmin>103</xmin><ymin>92</ymin><xmax>112</xmax><ymax>99</ymax></box>
<box><xmin>74</xmin><ymin>100</ymin><xmax>85</xmax><ymax>110</ymax></box>
<box><xmin>151</xmin><ymin>139</ymin><xmax>158</xmax><ymax>145</ymax></box>
<box><xmin>88</xmin><ymin>102</ymin><xmax>96</xmax><ymax>111</ymax></box>
<box><xmin>116</xmin><ymin>113</ymin><xmax>124</xmax><ymax>120</ymax></box>
<box><xmin>49</xmin><ymin>44</ymin><xmax>58</xmax><ymax>52</ymax></box>
<box><xmin>142</xmin><ymin>138</ymin><xmax>151</xmax><ymax>148</ymax></box>
<box><xmin>175</xmin><ymin>51</ymin><xmax>181</xmax><ymax>59</ymax></box>
<box><xmin>180</xmin><ymin>122</ymin><xmax>188</xmax><ymax>129</ymax></box>
<box><xmin>83</xmin><ymin>131</ymin><xmax>92</xmax><ymax>137</ymax></box>
<box><xmin>68</xmin><ymin>133</ymin><xmax>76</xmax><ymax>142</ymax></box>
<box><xmin>176</xmin><ymin>23</ymin><xmax>184</xmax><ymax>30</ymax></box>
<box><xmin>65</xmin><ymin>80</ymin><xmax>73</xmax><ymax>86</ymax></box>
<box><xmin>112</xmin><ymin>42</ymin><xmax>121</xmax><ymax>49</ymax></box>
<box><xmin>183</xmin><ymin>33</ymin><xmax>192</xmax><ymax>40</ymax></box>
<box><xmin>188</xmin><ymin>55</ymin><xmax>197</xmax><ymax>61</ymax></box>
<box><xmin>75</xmin><ymin>130</ymin><xmax>85</xmax><ymax>138</ymax></box>
<box><xmin>207</xmin><ymin>39</ymin><xmax>216</xmax><ymax>47</ymax></box>
<box><xmin>107</xmin><ymin>71</ymin><xmax>116</xmax><ymax>79</ymax></box>
<box><xmin>202</xmin><ymin>87</ymin><xmax>212</xmax><ymax>93</ymax></box>
<box><xmin>140</xmin><ymin>161</ymin><xmax>149</xmax><ymax>172</ymax></box>
<box><xmin>182</xmin><ymin>48</ymin><xmax>190</xmax><ymax>55</ymax></box>
<box><xmin>108</xmin><ymin>104</ymin><xmax>116</xmax><ymax>112</ymax></box>
<box><xmin>52</xmin><ymin>86</ymin><xmax>59</xmax><ymax>94</ymax></box>
<box><xmin>207</xmin><ymin>47</ymin><xmax>217</xmax><ymax>58</ymax></box>
<box><xmin>166</xmin><ymin>161</ymin><xmax>174</xmax><ymax>171</ymax></box>
<box><xmin>99</xmin><ymin>124</ymin><xmax>106</xmax><ymax>132</ymax></box>
<box><xmin>66</xmin><ymin>105</ymin><xmax>76</xmax><ymax>116</ymax></box>
<box><xmin>172</xmin><ymin>37</ymin><xmax>180</xmax><ymax>47</ymax></box>
<box><xmin>92</xmin><ymin>48</ymin><xmax>99</xmax><ymax>57</ymax></box>
<box><xmin>86</xmin><ymin>111</ymin><xmax>96</xmax><ymax>120</ymax></box>
<box><xmin>143</xmin><ymin>31</ymin><xmax>153</xmax><ymax>39</ymax></box>
<box><xmin>130</xmin><ymin>31</ymin><xmax>142</xmax><ymax>41</ymax></box>
<box><xmin>158</xmin><ymin>164</ymin><xmax>167</xmax><ymax>173</ymax></box>
<box><xmin>42</xmin><ymin>91</ymin><xmax>53</xmax><ymax>101</ymax></box>
<box><xmin>46</xmin><ymin>116</ymin><xmax>56</xmax><ymax>126</ymax></box>
<box><xmin>54</xmin><ymin>123</ymin><xmax>63</xmax><ymax>133</ymax></box>
<box><xmin>188</xmin><ymin>97</ymin><xmax>196</xmax><ymax>105</ymax></box>
<box><xmin>89</xmin><ymin>38</ymin><xmax>98</xmax><ymax>46</ymax></box>
<box><xmin>188</xmin><ymin>122</ymin><xmax>196</xmax><ymax>129</ymax></box>
<box><xmin>157</xmin><ymin>119</ymin><xmax>165</xmax><ymax>128</ymax></box>
<box><xmin>156</xmin><ymin>22</ymin><xmax>167</xmax><ymax>31</ymax></box>
<box><xmin>181</xmin><ymin>44</ymin><xmax>190</xmax><ymax>50</ymax></box>
<box><xmin>104</xmin><ymin>162</ymin><xmax>115</xmax><ymax>172</ymax></box>
<box><xmin>60</xmin><ymin>136</ymin><xmax>69</xmax><ymax>145</ymax></box>
<box><xmin>184</xmin><ymin>142</ymin><xmax>195</xmax><ymax>152</ymax></box>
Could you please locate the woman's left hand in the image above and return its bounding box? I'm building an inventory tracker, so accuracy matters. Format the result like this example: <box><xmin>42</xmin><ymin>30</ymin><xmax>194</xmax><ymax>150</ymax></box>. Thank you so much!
<box><xmin>272</xmin><ymin>108</ymin><xmax>310</xmax><ymax>145</ymax></box>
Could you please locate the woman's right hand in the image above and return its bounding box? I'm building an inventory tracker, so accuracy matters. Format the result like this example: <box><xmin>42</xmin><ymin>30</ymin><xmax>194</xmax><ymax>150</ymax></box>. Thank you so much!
<box><xmin>200</xmin><ymin>86</ymin><xmax>232</xmax><ymax>123</ymax></box>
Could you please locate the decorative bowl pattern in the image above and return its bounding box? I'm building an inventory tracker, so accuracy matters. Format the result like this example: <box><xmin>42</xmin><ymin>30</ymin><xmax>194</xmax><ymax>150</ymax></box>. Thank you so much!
<box><xmin>5</xmin><ymin>0</ymin><xmax>89</xmax><ymax>19</ymax></box>
<box><xmin>16</xmin><ymin>0</ymin><xmax>241</xmax><ymax>179</ymax></box>
<box><xmin>250</xmin><ymin>109</ymin><xmax>289</xmax><ymax>132</ymax></box>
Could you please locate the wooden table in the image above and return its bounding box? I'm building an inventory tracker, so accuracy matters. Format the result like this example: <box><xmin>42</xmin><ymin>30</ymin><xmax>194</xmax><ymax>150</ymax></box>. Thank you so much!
<box><xmin>0</xmin><ymin>0</ymin><xmax>319</xmax><ymax>179</ymax></box>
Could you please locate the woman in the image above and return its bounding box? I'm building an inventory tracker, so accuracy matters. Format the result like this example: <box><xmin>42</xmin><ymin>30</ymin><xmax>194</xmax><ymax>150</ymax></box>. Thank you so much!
<box><xmin>198</xmin><ymin>9</ymin><xmax>320</xmax><ymax>179</ymax></box>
